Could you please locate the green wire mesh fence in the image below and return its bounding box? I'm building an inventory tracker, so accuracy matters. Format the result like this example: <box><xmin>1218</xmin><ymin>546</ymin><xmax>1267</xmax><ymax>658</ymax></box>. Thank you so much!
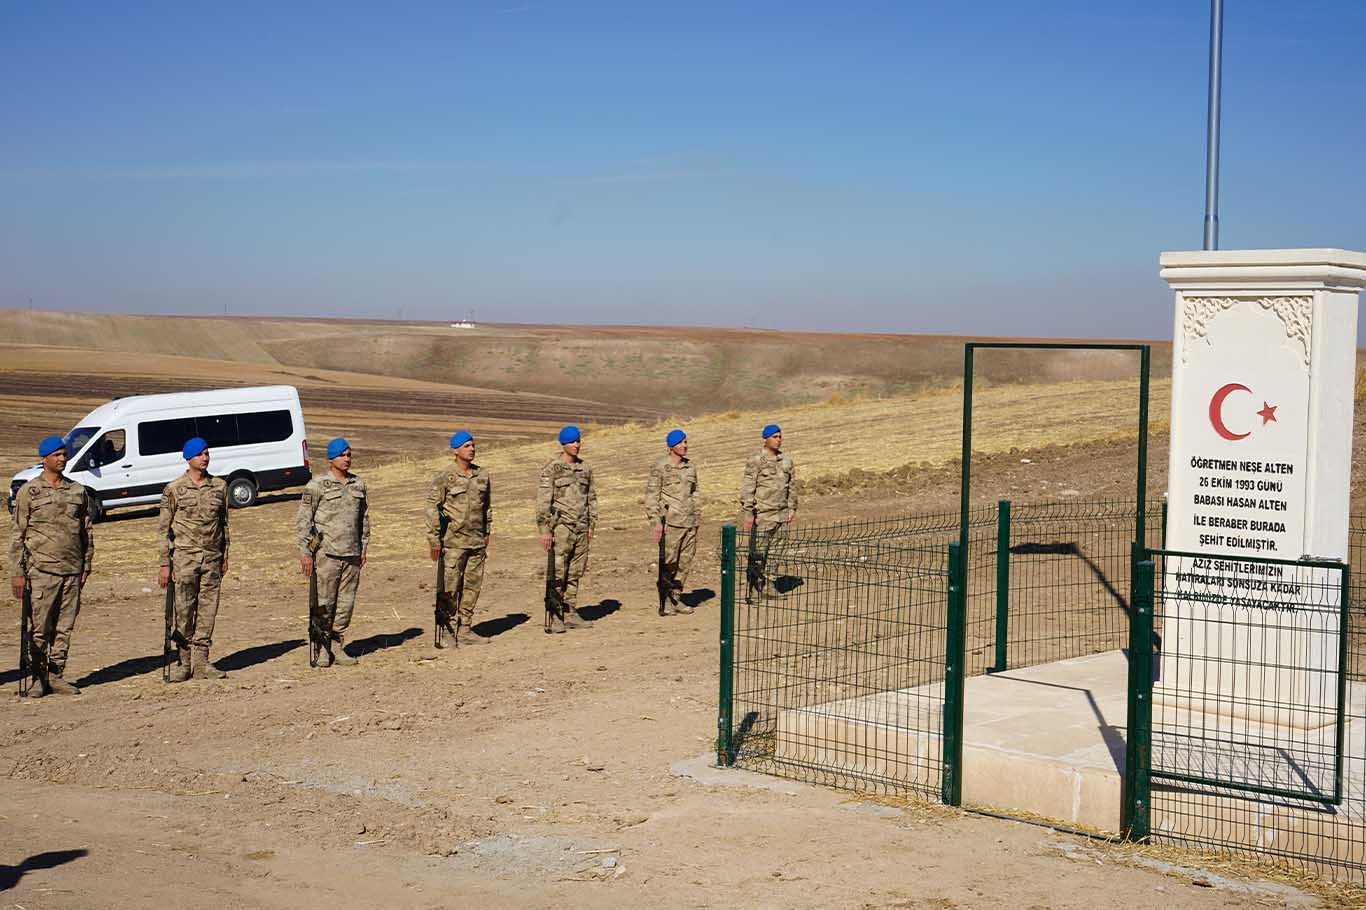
<box><xmin>722</xmin><ymin>508</ymin><xmax>977</xmax><ymax>798</ymax></box>
<box><xmin>1131</xmin><ymin>548</ymin><xmax>1363</xmax><ymax>882</ymax></box>
<box><xmin>717</xmin><ymin>503</ymin><xmax>1366</xmax><ymax>886</ymax></box>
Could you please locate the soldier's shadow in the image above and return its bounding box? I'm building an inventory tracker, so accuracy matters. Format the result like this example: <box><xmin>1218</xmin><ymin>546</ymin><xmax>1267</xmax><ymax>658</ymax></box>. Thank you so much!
<box><xmin>73</xmin><ymin>652</ymin><xmax>169</xmax><ymax>688</ymax></box>
<box><xmin>472</xmin><ymin>613</ymin><xmax>529</xmax><ymax>639</ymax></box>
<box><xmin>0</xmin><ymin>848</ymin><xmax>89</xmax><ymax>892</ymax></box>
<box><xmin>680</xmin><ymin>588</ymin><xmax>716</xmax><ymax>609</ymax></box>
<box><xmin>217</xmin><ymin>639</ymin><xmax>305</xmax><ymax>672</ymax></box>
<box><xmin>346</xmin><ymin>626</ymin><xmax>423</xmax><ymax>657</ymax></box>
<box><xmin>578</xmin><ymin>599</ymin><xmax>621</xmax><ymax>622</ymax></box>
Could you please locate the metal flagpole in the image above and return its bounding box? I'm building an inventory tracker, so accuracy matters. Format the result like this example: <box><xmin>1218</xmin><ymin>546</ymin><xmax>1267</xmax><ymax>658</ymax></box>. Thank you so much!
<box><xmin>1202</xmin><ymin>0</ymin><xmax>1225</xmax><ymax>250</ymax></box>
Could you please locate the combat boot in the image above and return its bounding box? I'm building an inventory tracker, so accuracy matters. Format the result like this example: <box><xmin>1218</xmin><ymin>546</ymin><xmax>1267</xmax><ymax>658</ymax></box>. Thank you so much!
<box><xmin>455</xmin><ymin>619</ymin><xmax>488</xmax><ymax>646</ymax></box>
<box><xmin>563</xmin><ymin>610</ymin><xmax>594</xmax><ymax>630</ymax></box>
<box><xmin>167</xmin><ymin>647</ymin><xmax>192</xmax><ymax>683</ymax></box>
<box><xmin>545</xmin><ymin>612</ymin><xmax>567</xmax><ymax>634</ymax></box>
<box><xmin>46</xmin><ymin>670</ymin><xmax>80</xmax><ymax>695</ymax></box>
<box><xmin>313</xmin><ymin>640</ymin><xmax>334</xmax><ymax>668</ymax></box>
<box><xmin>25</xmin><ymin>673</ymin><xmax>49</xmax><ymax>698</ymax></box>
<box><xmin>330</xmin><ymin>635</ymin><xmax>358</xmax><ymax>666</ymax></box>
<box><xmin>191</xmin><ymin>647</ymin><xmax>227</xmax><ymax>679</ymax></box>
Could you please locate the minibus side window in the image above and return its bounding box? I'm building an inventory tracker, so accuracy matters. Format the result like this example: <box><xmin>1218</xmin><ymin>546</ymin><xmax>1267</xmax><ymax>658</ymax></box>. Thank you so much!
<box><xmin>236</xmin><ymin>410</ymin><xmax>293</xmax><ymax>445</ymax></box>
<box><xmin>139</xmin><ymin>417</ymin><xmax>198</xmax><ymax>456</ymax></box>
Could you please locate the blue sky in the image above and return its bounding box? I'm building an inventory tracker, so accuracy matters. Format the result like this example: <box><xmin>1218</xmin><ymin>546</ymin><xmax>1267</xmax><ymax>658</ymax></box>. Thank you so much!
<box><xmin>3</xmin><ymin>1</ymin><xmax>1364</xmax><ymax>337</ymax></box>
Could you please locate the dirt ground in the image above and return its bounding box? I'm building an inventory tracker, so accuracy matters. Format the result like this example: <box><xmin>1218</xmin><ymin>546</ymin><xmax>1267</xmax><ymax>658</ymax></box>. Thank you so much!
<box><xmin>0</xmin><ymin>437</ymin><xmax>1344</xmax><ymax>909</ymax></box>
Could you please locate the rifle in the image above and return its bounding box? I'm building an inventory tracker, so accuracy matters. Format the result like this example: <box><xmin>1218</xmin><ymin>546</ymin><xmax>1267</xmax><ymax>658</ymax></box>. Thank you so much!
<box><xmin>656</xmin><ymin>511</ymin><xmax>670</xmax><ymax>616</ymax></box>
<box><xmin>162</xmin><ymin>569</ymin><xmax>177</xmax><ymax>682</ymax></box>
<box><xmin>307</xmin><ymin>562</ymin><xmax>325</xmax><ymax>666</ymax></box>
<box><xmin>434</xmin><ymin>514</ymin><xmax>455</xmax><ymax>647</ymax></box>
<box><xmin>745</xmin><ymin>523</ymin><xmax>762</xmax><ymax>604</ymax></box>
<box><xmin>543</xmin><ymin>542</ymin><xmax>566</xmax><ymax>633</ymax></box>
<box><xmin>18</xmin><ymin>581</ymin><xmax>32</xmax><ymax>697</ymax></box>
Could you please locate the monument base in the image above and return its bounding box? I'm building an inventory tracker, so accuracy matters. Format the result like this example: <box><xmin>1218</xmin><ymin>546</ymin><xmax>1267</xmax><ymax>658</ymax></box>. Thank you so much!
<box><xmin>775</xmin><ymin>650</ymin><xmax>1366</xmax><ymax>856</ymax></box>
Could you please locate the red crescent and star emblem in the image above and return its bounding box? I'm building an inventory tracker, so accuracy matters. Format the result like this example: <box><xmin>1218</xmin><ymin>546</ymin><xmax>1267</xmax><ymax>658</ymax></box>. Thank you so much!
<box><xmin>1208</xmin><ymin>382</ymin><xmax>1277</xmax><ymax>441</ymax></box>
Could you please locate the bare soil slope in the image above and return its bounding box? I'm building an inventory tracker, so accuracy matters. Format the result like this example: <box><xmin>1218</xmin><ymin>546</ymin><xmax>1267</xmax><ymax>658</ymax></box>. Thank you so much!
<box><xmin>0</xmin><ymin>309</ymin><xmax>1172</xmax><ymax>415</ymax></box>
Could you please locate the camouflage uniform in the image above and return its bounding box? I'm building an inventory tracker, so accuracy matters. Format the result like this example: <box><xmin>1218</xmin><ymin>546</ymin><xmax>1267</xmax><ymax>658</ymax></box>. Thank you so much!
<box><xmin>645</xmin><ymin>454</ymin><xmax>700</xmax><ymax>606</ymax></box>
<box><xmin>157</xmin><ymin>474</ymin><xmax>230</xmax><ymax>672</ymax></box>
<box><xmin>8</xmin><ymin>477</ymin><xmax>94</xmax><ymax>683</ymax></box>
<box><xmin>425</xmin><ymin>464</ymin><xmax>492</xmax><ymax>635</ymax></box>
<box><xmin>297</xmin><ymin>472</ymin><xmax>370</xmax><ymax>650</ymax></box>
<box><xmin>536</xmin><ymin>458</ymin><xmax>597</xmax><ymax>626</ymax></box>
<box><xmin>739</xmin><ymin>448</ymin><xmax>797</xmax><ymax>595</ymax></box>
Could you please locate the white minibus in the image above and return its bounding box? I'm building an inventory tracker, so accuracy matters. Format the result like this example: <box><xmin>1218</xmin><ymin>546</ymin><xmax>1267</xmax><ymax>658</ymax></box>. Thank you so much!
<box><xmin>7</xmin><ymin>385</ymin><xmax>310</xmax><ymax>519</ymax></box>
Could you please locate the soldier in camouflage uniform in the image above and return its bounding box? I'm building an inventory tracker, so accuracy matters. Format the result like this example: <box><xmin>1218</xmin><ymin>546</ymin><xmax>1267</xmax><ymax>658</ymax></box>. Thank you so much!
<box><xmin>739</xmin><ymin>424</ymin><xmax>797</xmax><ymax>596</ymax></box>
<box><xmin>297</xmin><ymin>437</ymin><xmax>370</xmax><ymax>666</ymax></box>
<box><xmin>8</xmin><ymin>435</ymin><xmax>94</xmax><ymax>697</ymax></box>
<box><xmin>536</xmin><ymin>425</ymin><xmax>597</xmax><ymax>633</ymax></box>
<box><xmin>425</xmin><ymin>430</ymin><xmax>492</xmax><ymax>648</ymax></box>
<box><xmin>156</xmin><ymin>437</ymin><xmax>230</xmax><ymax>682</ymax></box>
<box><xmin>646</xmin><ymin>428</ymin><xmax>700</xmax><ymax>615</ymax></box>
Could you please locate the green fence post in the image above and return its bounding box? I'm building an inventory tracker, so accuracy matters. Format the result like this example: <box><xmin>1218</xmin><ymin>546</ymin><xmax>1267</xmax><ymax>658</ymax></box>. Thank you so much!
<box><xmin>942</xmin><ymin>541</ymin><xmax>967</xmax><ymax>806</ymax></box>
<box><xmin>991</xmin><ymin>499</ymin><xmax>1011</xmax><ymax>673</ymax></box>
<box><xmin>1123</xmin><ymin>557</ymin><xmax>1154</xmax><ymax>840</ymax></box>
<box><xmin>1160</xmin><ymin>500</ymin><xmax>1168</xmax><ymax>547</ymax></box>
<box><xmin>717</xmin><ymin>523</ymin><xmax>737</xmax><ymax>767</ymax></box>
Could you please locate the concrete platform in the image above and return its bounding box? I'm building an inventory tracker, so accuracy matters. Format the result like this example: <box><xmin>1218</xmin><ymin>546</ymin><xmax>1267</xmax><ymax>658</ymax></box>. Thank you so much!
<box><xmin>776</xmin><ymin>649</ymin><xmax>1366</xmax><ymax>862</ymax></box>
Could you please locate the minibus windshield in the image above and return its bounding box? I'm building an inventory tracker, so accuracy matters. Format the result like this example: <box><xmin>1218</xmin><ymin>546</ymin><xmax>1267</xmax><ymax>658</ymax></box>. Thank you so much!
<box><xmin>63</xmin><ymin>426</ymin><xmax>100</xmax><ymax>455</ymax></box>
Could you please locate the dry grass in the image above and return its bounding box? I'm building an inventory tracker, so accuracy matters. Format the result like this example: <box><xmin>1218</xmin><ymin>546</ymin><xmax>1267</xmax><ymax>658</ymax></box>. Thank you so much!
<box><xmin>362</xmin><ymin>377</ymin><xmax>1172</xmax><ymax>548</ymax></box>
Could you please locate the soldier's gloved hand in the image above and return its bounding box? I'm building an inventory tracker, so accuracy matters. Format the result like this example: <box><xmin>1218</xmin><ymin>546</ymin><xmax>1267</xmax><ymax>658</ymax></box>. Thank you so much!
<box><xmin>221</xmin><ymin>557</ymin><xmax>229</xmax><ymax>575</ymax></box>
<box><xmin>80</xmin><ymin>572</ymin><xmax>89</xmax><ymax>589</ymax></box>
<box><xmin>300</xmin><ymin>555</ymin><xmax>314</xmax><ymax>577</ymax></box>
<box><xmin>652</xmin><ymin>524</ymin><xmax>664</xmax><ymax>543</ymax></box>
<box><xmin>540</xmin><ymin>532</ymin><xmax>553</xmax><ymax>552</ymax></box>
<box><xmin>786</xmin><ymin>511</ymin><xmax>796</xmax><ymax>526</ymax></box>
<box><xmin>157</xmin><ymin>566</ymin><xmax>171</xmax><ymax>589</ymax></box>
<box><xmin>9</xmin><ymin>575</ymin><xmax>23</xmax><ymax>600</ymax></box>
<box><xmin>430</xmin><ymin>546</ymin><xmax>442</xmax><ymax>562</ymax></box>
<box><xmin>742</xmin><ymin>515</ymin><xmax>755</xmax><ymax>531</ymax></box>
<box><xmin>484</xmin><ymin>534</ymin><xmax>491</xmax><ymax>548</ymax></box>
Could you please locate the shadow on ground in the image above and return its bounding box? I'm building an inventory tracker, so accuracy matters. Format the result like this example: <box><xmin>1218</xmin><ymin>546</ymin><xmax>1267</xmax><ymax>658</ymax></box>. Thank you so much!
<box><xmin>216</xmin><ymin>639</ymin><xmax>305</xmax><ymax>672</ymax></box>
<box><xmin>472</xmin><ymin>613</ymin><xmax>529</xmax><ymax>639</ymax></box>
<box><xmin>346</xmin><ymin>626</ymin><xmax>423</xmax><ymax>657</ymax></box>
<box><xmin>1</xmin><ymin>849</ymin><xmax>89</xmax><ymax>892</ymax></box>
<box><xmin>74</xmin><ymin>652</ymin><xmax>168</xmax><ymax>688</ymax></box>
<box><xmin>681</xmin><ymin>588</ymin><xmax>716</xmax><ymax>609</ymax></box>
<box><xmin>579</xmin><ymin>599</ymin><xmax>621</xmax><ymax>622</ymax></box>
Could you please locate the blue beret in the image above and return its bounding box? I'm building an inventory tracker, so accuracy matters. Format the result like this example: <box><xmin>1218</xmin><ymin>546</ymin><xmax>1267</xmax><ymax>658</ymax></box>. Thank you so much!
<box><xmin>762</xmin><ymin>424</ymin><xmax>782</xmax><ymax>439</ymax></box>
<box><xmin>182</xmin><ymin>437</ymin><xmax>208</xmax><ymax>460</ymax></box>
<box><xmin>449</xmin><ymin>430</ymin><xmax>473</xmax><ymax>449</ymax></box>
<box><xmin>558</xmin><ymin>425</ymin><xmax>581</xmax><ymax>445</ymax></box>
<box><xmin>666</xmin><ymin>429</ymin><xmax>686</xmax><ymax>448</ymax></box>
<box><xmin>37</xmin><ymin>435</ymin><xmax>65</xmax><ymax>458</ymax></box>
<box><xmin>326</xmin><ymin>437</ymin><xmax>350</xmax><ymax>460</ymax></box>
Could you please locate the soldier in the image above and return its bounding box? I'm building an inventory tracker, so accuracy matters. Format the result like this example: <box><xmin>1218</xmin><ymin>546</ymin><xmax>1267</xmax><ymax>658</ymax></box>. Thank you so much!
<box><xmin>156</xmin><ymin>437</ymin><xmax>230</xmax><ymax>682</ymax></box>
<box><xmin>739</xmin><ymin>424</ymin><xmax>797</xmax><ymax>596</ymax></box>
<box><xmin>297</xmin><ymin>437</ymin><xmax>370</xmax><ymax>667</ymax></box>
<box><xmin>8</xmin><ymin>435</ymin><xmax>94</xmax><ymax>697</ymax></box>
<box><xmin>536</xmin><ymin>425</ymin><xmax>597</xmax><ymax>633</ymax></box>
<box><xmin>425</xmin><ymin>430</ymin><xmax>493</xmax><ymax>648</ymax></box>
<box><xmin>646</xmin><ymin>428</ymin><xmax>700</xmax><ymax>616</ymax></box>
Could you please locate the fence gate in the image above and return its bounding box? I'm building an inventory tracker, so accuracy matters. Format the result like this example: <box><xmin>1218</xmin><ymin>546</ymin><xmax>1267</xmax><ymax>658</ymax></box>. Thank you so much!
<box><xmin>1126</xmin><ymin>550</ymin><xmax>1365</xmax><ymax>879</ymax></box>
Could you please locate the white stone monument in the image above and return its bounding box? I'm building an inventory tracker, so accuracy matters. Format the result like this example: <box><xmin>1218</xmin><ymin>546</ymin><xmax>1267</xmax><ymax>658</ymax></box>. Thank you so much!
<box><xmin>1159</xmin><ymin>250</ymin><xmax>1366</xmax><ymax>755</ymax></box>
